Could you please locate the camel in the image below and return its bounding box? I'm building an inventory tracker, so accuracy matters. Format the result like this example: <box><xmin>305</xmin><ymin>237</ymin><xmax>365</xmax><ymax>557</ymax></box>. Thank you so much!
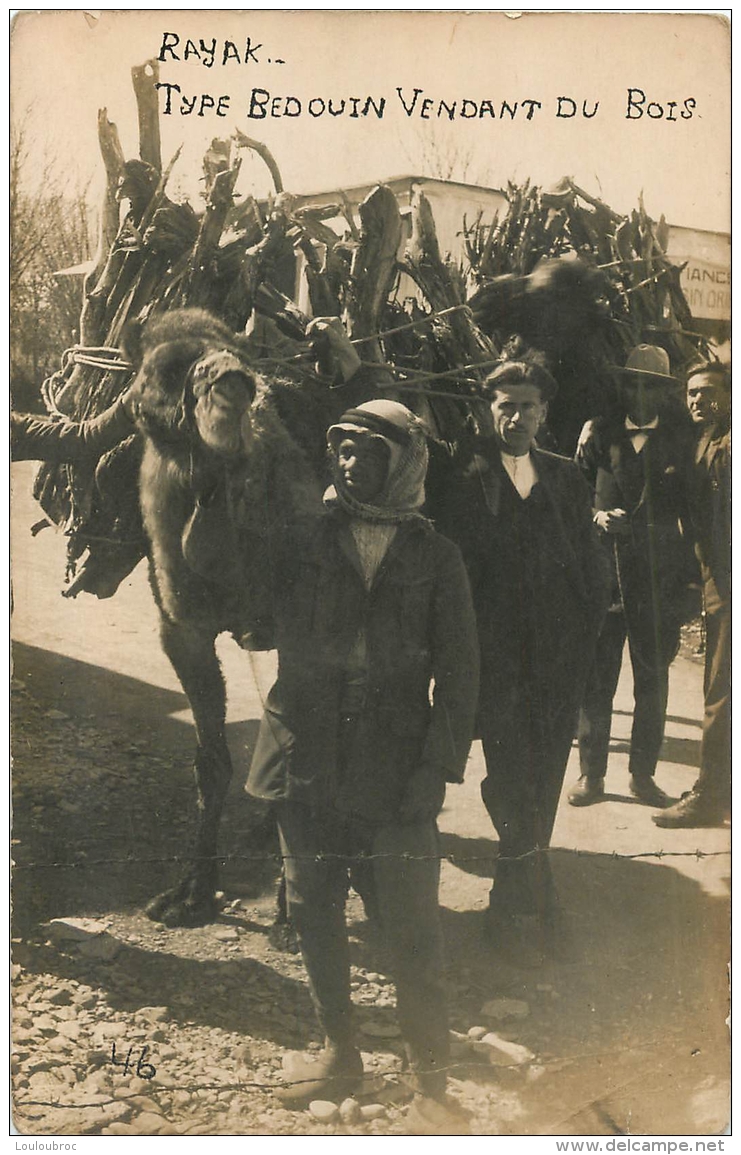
<box><xmin>123</xmin><ymin>307</ymin><xmax>339</xmax><ymax>927</ymax></box>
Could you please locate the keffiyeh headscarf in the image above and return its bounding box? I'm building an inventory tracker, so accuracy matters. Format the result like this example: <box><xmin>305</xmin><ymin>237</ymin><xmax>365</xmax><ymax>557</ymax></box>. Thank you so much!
<box><xmin>325</xmin><ymin>400</ymin><xmax>430</xmax><ymax>524</ymax></box>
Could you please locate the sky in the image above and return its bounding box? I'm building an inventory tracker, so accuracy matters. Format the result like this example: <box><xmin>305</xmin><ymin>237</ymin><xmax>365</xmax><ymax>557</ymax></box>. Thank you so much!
<box><xmin>10</xmin><ymin>10</ymin><xmax>731</xmax><ymax>234</ymax></box>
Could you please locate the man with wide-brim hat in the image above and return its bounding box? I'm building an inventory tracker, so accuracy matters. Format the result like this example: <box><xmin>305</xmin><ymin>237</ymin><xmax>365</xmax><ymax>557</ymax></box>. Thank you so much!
<box><xmin>568</xmin><ymin>343</ymin><xmax>698</xmax><ymax>809</ymax></box>
<box><xmin>616</xmin><ymin>342</ymin><xmax>678</xmax><ymax>380</ymax></box>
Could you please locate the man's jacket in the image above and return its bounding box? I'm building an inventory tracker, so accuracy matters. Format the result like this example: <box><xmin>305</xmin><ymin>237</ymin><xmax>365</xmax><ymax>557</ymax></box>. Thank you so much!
<box><xmin>430</xmin><ymin>442</ymin><xmax>611</xmax><ymax>715</ymax></box>
<box><xmin>576</xmin><ymin>414</ymin><xmax>699</xmax><ymax>650</ymax></box>
<box><xmin>690</xmin><ymin>422</ymin><xmax>730</xmax><ymax>604</ymax></box>
<box><xmin>11</xmin><ymin>400</ymin><xmax>134</xmax><ymax>464</ymax></box>
<box><xmin>246</xmin><ymin>509</ymin><xmax>479</xmax><ymax>823</ymax></box>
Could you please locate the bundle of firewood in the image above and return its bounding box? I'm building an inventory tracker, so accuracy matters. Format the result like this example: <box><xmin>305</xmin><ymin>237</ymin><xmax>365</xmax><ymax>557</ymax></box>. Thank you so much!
<box><xmin>30</xmin><ymin>60</ymin><xmax>709</xmax><ymax>598</ymax></box>
<box><xmin>463</xmin><ymin>177</ymin><xmax>710</xmax><ymax>448</ymax></box>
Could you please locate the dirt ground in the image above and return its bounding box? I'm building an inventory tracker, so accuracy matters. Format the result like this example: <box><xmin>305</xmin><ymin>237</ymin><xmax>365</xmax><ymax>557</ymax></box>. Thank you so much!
<box><xmin>10</xmin><ymin>461</ymin><xmax>731</xmax><ymax>1137</ymax></box>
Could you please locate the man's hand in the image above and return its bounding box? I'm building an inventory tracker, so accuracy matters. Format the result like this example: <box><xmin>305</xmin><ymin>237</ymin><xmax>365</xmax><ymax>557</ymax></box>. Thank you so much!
<box><xmin>398</xmin><ymin>767</ymin><xmax>447</xmax><ymax>826</ymax></box>
<box><xmin>120</xmin><ymin>386</ymin><xmax>140</xmax><ymax>423</ymax></box>
<box><xmin>594</xmin><ymin>508</ymin><xmax>631</xmax><ymax>536</ymax></box>
<box><xmin>306</xmin><ymin>316</ymin><xmax>361</xmax><ymax>384</ymax></box>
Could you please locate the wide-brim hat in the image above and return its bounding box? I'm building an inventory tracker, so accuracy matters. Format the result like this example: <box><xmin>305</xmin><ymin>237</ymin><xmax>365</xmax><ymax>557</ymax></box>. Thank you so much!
<box><xmin>611</xmin><ymin>344</ymin><xmax>678</xmax><ymax>383</ymax></box>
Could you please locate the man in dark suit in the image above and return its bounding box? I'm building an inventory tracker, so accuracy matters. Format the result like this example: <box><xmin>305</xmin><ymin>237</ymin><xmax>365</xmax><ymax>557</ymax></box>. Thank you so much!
<box><xmin>431</xmin><ymin>356</ymin><xmax>610</xmax><ymax>939</ymax></box>
<box><xmin>568</xmin><ymin>345</ymin><xmax>697</xmax><ymax>809</ymax></box>
<box><xmin>654</xmin><ymin>361</ymin><xmax>731</xmax><ymax>828</ymax></box>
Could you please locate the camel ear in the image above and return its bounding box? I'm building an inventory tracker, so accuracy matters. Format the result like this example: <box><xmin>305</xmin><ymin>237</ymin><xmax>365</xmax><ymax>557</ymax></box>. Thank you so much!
<box><xmin>121</xmin><ymin>319</ymin><xmax>146</xmax><ymax>370</ymax></box>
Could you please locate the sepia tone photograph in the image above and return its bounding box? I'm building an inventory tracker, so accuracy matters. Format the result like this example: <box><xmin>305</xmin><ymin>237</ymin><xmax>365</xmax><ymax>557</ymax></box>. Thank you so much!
<box><xmin>10</xmin><ymin>9</ymin><xmax>730</xmax><ymax>1140</ymax></box>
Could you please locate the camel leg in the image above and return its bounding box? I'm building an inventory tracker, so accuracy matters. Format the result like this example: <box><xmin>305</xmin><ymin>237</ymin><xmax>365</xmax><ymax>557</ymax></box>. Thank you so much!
<box><xmin>145</xmin><ymin>616</ymin><xmax>231</xmax><ymax>927</ymax></box>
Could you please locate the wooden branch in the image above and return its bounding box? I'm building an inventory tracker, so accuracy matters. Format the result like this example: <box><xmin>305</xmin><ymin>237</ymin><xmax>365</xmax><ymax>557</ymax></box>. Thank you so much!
<box><xmin>294</xmin><ymin>202</ymin><xmax>342</xmax><ymax>223</ymax></box>
<box><xmin>286</xmin><ymin>219</ymin><xmax>347</xmax><ymax>319</ymax></box>
<box><xmin>238</xmin><ymin>209</ymin><xmax>293</xmax><ymax>315</ymax></box>
<box><xmin>406</xmin><ymin>187</ymin><xmax>497</xmax><ymax>438</ymax></box>
<box><xmin>346</xmin><ymin>185</ymin><xmax>402</xmax><ymax>356</ymax></box>
<box><xmin>201</xmin><ymin>137</ymin><xmax>232</xmax><ymax>196</ymax></box>
<box><xmin>408</xmin><ymin>188</ymin><xmax>445</xmax><ymax>281</ymax></box>
<box><xmin>290</xmin><ymin>214</ymin><xmax>343</xmax><ymax>252</ymax></box>
<box><xmin>132</xmin><ymin>60</ymin><xmax>162</xmax><ymax>173</ymax></box>
<box><xmin>233</xmin><ymin>130</ymin><xmax>284</xmax><ymax>193</ymax></box>
<box><xmin>79</xmin><ymin>110</ymin><xmax>125</xmax><ymax>347</ymax></box>
<box><xmin>140</xmin><ymin>145</ymin><xmax>183</xmax><ymax>234</ymax></box>
<box><xmin>340</xmin><ymin>192</ymin><xmax>361</xmax><ymax>242</ymax></box>
<box><xmin>407</xmin><ymin>187</ymin><xmax>495</xmax><ymax>367</ymax></box>
<box><xmin>97</xmin><ymin>109</ymin><xmax>125</xmax><ymax>247</ymax></box>
<box><xmin>569</xmin><ymin>179</ymin><xmax>622</xmax><ymax>224</ymax></box>
<box><xmin>182</xmin><ymin>161</ymin><xmax>242</xmax><ymax>307</ymax></box>
<box><xmin>84</xmin><ymin>143</ymin><xmax>183</xmax><ymax>351</ymax></box>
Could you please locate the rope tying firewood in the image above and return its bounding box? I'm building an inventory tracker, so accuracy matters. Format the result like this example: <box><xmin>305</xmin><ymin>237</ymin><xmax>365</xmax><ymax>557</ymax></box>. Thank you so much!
<box><xmin>63</xmin><ymin>346</ymin><xmax>133</xmax><ymax>372</ymax></box>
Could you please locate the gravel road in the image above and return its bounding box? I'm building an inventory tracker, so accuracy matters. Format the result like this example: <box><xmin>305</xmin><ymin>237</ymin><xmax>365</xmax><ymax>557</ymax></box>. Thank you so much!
<box><xmin>11</xmin><ymin>462</ymin><xmax>730</xmax><ymax>1137</ymax></box>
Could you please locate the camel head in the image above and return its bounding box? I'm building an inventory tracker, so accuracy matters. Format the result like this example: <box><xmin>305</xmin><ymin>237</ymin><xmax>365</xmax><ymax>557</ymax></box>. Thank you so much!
<box><xmin>123</xmin><ymin>309</ymin><xmax>260</xmax><ymax>458</ymax></box>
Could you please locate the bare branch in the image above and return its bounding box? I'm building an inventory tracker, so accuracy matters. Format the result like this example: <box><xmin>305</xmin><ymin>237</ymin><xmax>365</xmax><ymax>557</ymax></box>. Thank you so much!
<box><xmin>233</xmin><ymin>130</ymin><xmax>284</xmax><ymax>194</ymax></box>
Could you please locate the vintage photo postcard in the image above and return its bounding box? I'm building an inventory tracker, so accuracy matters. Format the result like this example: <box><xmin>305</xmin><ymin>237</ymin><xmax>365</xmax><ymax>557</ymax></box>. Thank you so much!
<box><xmin>10</xmin><ymin>9</ymin><xmax>730</xmax><ymax>1141</ymax></box>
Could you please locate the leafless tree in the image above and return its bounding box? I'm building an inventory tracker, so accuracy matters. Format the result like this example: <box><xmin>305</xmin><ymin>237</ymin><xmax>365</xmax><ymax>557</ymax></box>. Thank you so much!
<box><xmin>11</xmin><ymin>117</ymin><xmax>95</xmax><ymax>410</ymax></box>
<box><xmin>397</xmin><ymin>122</ymin><xmax>489</xmax><ymax>186</ymax></box>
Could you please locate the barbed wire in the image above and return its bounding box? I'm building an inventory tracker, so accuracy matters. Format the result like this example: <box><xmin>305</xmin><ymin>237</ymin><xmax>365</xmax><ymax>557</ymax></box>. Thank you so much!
<box><xmin>10</xmin><ymin>844</ymin><xmax>729</xmax><ymax>871</ymax></box>
<box><xmin>12</xmin><ymin>1030</ymin><xmax>697</xmax><ymax>1111</ymax></box>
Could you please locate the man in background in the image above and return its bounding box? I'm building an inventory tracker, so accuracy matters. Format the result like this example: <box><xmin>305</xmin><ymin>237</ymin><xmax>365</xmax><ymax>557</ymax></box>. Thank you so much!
<box><xmin>568</xmin><ymin>345</ymin><xmax>697</xmax><ymax>809</ymax></box>
<box><xmin>655</xmin><ymin>361</ymin><xmax>731</xmax><ymax>828</ymax></box>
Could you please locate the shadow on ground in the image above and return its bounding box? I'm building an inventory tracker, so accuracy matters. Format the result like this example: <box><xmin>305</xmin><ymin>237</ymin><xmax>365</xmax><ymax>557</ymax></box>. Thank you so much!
<box><xmin>13</xmin><ymin>934</ymin><xmax>316</xmax><ymax>1052</ymax></box>
<box><xmin>438</xmin><ymin>832</ymin><xmax>729</xmax><ymax>1134</ymax></box>
<box><xmin>11</xmin><ymin>641</ymin><xmax>730</xmax><ymax>1135</ymax></box>
<box><xmin>12</xmin><ymin>642</ymin><xmax>279</xmax><ymax>934</ymax></box>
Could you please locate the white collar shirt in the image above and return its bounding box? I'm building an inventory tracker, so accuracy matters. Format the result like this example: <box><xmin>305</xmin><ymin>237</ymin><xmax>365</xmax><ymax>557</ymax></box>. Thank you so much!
<box><xmin>625</xmin><ymin>414</ymin><xmax>659</xmax><ymax>454</ymax></box>
<box><xmin>500</xmin><ymin>449</ymin><xmax>538</xmax><ymax>500</ymax></box>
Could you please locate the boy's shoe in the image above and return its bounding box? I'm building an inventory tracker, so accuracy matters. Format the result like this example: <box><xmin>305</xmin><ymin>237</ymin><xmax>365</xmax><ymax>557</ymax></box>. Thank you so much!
<box><xmin>406</xmin><ymin>1093</ymin><xmax>472</xmax><ymax>1134</ymax></box>
<box><xmin>276</xmin><ymin>1044</ymin><xmax>364</xmax><ymax>1107</ymax></box>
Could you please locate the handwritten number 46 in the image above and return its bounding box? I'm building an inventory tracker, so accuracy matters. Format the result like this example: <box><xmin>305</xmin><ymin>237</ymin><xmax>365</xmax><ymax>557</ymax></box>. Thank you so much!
<box><xmin>111</xmin><ymin>1042</ymin><xmax>156</xmax><ymax>1080</ymax></box>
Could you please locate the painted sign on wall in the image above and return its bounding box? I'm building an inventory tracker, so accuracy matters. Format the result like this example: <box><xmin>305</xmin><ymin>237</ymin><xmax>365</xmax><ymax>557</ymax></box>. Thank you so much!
<box><xmin>675</xmin><ymin>257</ymin><xmax>731</xmax><ymax>321</ymax></box>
